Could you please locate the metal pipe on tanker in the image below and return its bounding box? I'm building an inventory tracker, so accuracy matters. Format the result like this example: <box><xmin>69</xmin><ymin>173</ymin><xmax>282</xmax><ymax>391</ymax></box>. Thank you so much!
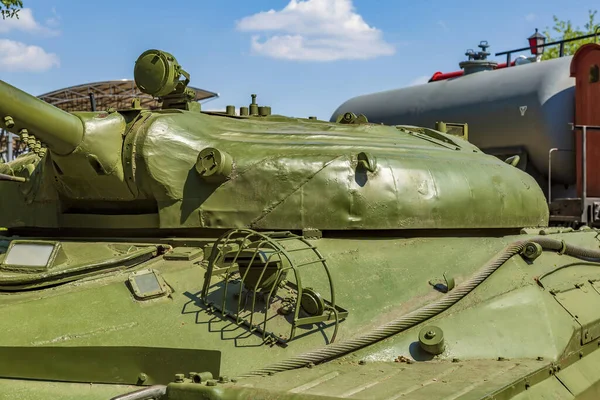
<box><xmin>429</xmin><ymin>61</ymin><xmax>519</xmax><ymax>82</ymax></box>
<box><xmin>549</xmin><ymin>148</ymin><xmax>557</xmax><ymax>205</ymax></box>
<box><xmin>583</xmin><ymin>126</ymin><xmax>587</xmax><ymax>212</ymax></box>
<box><xmin>572</xmin><ymin>124</ymin><xmax>600</xmax><ymax>223</ymax></box>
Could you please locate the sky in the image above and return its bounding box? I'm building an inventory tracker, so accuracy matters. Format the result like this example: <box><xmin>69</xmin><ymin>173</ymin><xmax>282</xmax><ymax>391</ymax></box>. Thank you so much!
<box><xmin>0</xmin><ymin>0</ymin><xmax>598</xmax><ymax>120</ymax></box>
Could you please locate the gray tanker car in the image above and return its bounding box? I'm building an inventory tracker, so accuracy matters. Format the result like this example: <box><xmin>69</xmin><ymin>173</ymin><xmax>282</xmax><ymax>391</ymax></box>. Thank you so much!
<box><xmin>331</xmin><ymin>41</ymin><xmax>600</xmax><ymax>226</ymax></box>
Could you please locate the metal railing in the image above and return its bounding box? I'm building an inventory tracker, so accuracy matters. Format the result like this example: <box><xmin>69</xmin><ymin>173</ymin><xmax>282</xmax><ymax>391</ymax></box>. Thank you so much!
<box><xmin>496</xmin><ymin>28</ymin><xmax>600</xmax><ymax>66</ymax></box>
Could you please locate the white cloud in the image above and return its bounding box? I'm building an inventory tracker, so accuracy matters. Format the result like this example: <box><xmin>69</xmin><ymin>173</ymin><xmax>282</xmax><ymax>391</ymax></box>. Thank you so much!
<box><xmin>525</xmin><ymin>13</ymin><xmax>536</xmax><ymax>22</ymax></box>
<box><xmin>0</xmin><ymin>8</ymin><xmax>60</xmax><ymax>36</ymax></box>
<box><xmin>0</xmin><ymin>39</ymin><xmax>60</xmax><ymax>72</ymax></box>
<box><xmin>45</xmin><ymin>7</ymin><xmax>61</xmax><ymax>28</ymax></box>
<box><xmin>407</xmin><ymin>75</ymin><xmax>430</xmax><ymax>86</ymax></box>
<box><xmin>236</xmin><ymin>0</ymin><xmax>395</xmax><ymax>61</ymax></box>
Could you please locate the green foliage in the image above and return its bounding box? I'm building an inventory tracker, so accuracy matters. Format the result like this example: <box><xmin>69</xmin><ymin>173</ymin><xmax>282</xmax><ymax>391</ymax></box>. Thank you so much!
<box><xmin>542</xmin><ymin>10</ymin><xmax>599</xmax><ymax>60</ymax></box>
<box><xmin>0</xmin><ymin>0</ymin><xmax>22</xmax><ymax>19</ymax></box>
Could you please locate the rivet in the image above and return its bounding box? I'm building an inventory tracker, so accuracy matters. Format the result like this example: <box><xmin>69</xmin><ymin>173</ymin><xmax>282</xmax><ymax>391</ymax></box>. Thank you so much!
<box><xmin>138</xmin><ymin>373</ymin><xmax>147</xmax><ymax>383</ymax></box>
<box><xmin>174</xmin><ymin>373</ymin><xmax>185</xmax><ymax>383</ymax></box>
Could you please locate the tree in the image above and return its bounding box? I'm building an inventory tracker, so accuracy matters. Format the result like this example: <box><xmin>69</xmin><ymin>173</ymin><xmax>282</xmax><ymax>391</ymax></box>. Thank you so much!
<box><xmin>542</xmin><ymin>10</ymin><xmax>599</xmax><ymax>60</ymax></box>
<box><xmin>1</xmin><ymin>0</ymin><xmax>22</xmax><ymax>19</ymax></box>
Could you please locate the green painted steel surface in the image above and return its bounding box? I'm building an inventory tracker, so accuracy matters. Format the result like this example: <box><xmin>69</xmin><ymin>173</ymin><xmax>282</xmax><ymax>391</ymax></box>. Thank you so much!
<box><xmin>0</xmin><ymin>79</ymin><xmax>84</xmax><ymax>155</ymax></box>
<box><xmin>0</xmin><ymin>230</ymin><xmax>599</xmax><ymax>399</ymax></box>
<box><xmin>1</xmin><ymin>50</ymin><xmax>599</xmax><ymax>400</ymax></box>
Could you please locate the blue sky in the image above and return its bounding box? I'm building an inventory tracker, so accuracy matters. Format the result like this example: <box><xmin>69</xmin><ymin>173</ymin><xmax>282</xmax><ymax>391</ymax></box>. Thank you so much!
<box><xmin>0</xmin><ymin>0</ymin><xmax>597</xmax><ymax>120</ymax></box>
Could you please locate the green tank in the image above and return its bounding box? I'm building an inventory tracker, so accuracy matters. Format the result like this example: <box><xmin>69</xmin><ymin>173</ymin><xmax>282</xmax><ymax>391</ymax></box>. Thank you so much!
<box><xmin>0</xmin><ymin>50</ymin><xmax>599</xmax><ymax>399</ymax></box>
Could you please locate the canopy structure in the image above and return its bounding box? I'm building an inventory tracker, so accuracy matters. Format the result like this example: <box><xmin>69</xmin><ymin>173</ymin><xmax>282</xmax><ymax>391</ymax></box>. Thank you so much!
<box><xmin>37</xmin><ymin>79</ymin><xmax>219</xmax><ymax>112</ymax></box>
<box><xmin>1</xmin><ymin>80</ymin><xmax>219</xmax><ymax>161</ymax></box>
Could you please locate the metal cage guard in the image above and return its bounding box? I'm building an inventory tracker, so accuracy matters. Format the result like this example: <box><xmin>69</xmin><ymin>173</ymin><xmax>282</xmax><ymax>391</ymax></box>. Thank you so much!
<box><xmin>201</xmin><ymin>229</ymin><xmax>347</xmax><ymax>345</ymax></box>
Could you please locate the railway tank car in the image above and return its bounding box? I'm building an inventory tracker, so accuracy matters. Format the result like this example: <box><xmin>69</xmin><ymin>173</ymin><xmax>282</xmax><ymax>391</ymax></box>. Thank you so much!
<box><xmin>331</xmin><ymin>40</ymin><xmax>600</xmax><ymax>227</ymax></box>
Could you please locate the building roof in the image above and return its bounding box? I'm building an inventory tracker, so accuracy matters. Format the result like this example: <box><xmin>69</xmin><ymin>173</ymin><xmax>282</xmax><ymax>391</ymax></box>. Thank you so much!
<box><xmin>37</xmin><ymin>79</ymin><xmax>219</xmax><ymax>112</ymax></box>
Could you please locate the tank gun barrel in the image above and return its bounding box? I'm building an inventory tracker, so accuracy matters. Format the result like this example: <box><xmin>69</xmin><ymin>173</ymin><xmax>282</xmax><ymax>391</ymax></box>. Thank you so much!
<box><xmin>0</xmin><ymin>79</ymin><xmax>84</xmax><ymax>156</ymax></box>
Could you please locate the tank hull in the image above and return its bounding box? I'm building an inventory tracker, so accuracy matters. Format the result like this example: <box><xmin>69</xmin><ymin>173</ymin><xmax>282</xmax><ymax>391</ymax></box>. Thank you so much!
<box><xmin>2</xmin><ymin>228</ymin><xmax>600</xmax><ymax>399</ymax></box>
<box><xmin>331</xmin><ymin>57</ymin><xmax>576</xmax><ymax>184</ymax></box>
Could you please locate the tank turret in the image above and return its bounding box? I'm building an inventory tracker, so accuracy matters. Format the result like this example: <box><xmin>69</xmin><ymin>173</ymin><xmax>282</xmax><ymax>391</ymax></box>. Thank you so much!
<box><xmin>0</xmin><ymin>50</ymin><xmax>547</xmax><ymax>232</ymax></box>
